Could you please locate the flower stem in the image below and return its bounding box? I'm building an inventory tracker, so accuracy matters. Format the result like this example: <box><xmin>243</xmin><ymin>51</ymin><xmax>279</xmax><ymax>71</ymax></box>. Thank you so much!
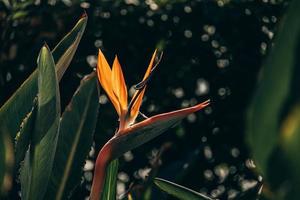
<box><xmin>90</xmin><ymin>141</ymin><xmax>112</xmax><ymax>200</ymax></box>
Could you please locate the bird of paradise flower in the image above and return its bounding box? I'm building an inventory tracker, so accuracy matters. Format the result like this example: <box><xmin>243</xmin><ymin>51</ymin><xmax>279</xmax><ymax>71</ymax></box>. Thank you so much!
<box><xmin>90</xmin><ymin>49</ymin><xmax>210</xmax><ymax>200</ymax></box>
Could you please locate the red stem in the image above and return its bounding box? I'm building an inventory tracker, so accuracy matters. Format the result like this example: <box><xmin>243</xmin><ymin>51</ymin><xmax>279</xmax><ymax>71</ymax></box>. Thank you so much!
<box><xmin>90</xmin><ymin>140</ymin><xmax>113</xmax><ymax>200</ymax></box>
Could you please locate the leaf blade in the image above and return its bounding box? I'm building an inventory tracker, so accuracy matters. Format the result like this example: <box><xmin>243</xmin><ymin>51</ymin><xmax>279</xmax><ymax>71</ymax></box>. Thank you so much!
<box><xmin>154</xmin><ymin>178</ymin><xmax>214</xmax><ymax>200</ymax></box>
<box><xmin>0</xmin><ymin>15</ymin><xmax>87</xmax><ymax>141</ymax></box>
<box><xmin>246</xmin><ymin>0</ymin><xmax>300</xmax><ymax>175</ymax></box>
<box><xmin>45</xmin><ymin>73</ymin><xmax>99</xmax><ymax>200</ymax></box>
<box><xmin>246</xmin><ymin>0</ymin><xmax>300</xmax><ymax>198</ymax></box>
<box><xmin>20</xmin><ymin>45</ymin><xmax>61</xmax><ymax>200</ymax></box>
<box><xmin>101</xmin><ymin>159</ymin><xmax>119</xmax><ymax>200</ymax></box>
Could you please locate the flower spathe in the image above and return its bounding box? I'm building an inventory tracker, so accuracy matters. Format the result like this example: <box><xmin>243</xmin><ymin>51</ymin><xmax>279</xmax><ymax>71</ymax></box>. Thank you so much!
<box><xmin>90</xmin><ymin>49</ymin><xmax>210</xmax><ymax>200</ymax></box>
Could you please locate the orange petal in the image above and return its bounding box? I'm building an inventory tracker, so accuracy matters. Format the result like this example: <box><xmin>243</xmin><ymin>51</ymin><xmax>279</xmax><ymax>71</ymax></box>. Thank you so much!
<box><xmin>129</xmin><ymin>88</ymin><xmax>146</xmax><ymax>124</ymax></box>
<box><xmin>97</xmin><ymin>49</ymin><xmax>121</xmax><ymax>115</ymax></box>
<box><xmin>129</xmin><ymin>50</ymin><xmax>157</xmax><ymax>122</ymax></box>
<box><xmin>112</xmin><ymin>56</ymin><xmax>128</xmax><ymax>113</ymax></box>
<box><xmin>142</xmin><ymin>49</ymin><xmax>157</xmax><ymax>81</ymax></box>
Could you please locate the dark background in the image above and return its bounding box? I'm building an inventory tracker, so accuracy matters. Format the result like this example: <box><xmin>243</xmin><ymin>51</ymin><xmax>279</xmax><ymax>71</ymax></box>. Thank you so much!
<box><xmin>0</xmin><ymin>0</ymin><xmax>288</xmax><ymax>199</ymax></box>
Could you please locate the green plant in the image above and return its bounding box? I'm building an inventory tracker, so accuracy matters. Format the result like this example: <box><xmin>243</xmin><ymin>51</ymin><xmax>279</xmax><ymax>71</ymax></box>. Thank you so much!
<box><xmin>90</xmin><ymin>49</ymin><xmax>209</xmax><ymax>199</ymax></box>
<box><xmin>0</xmin><ymin>12</ymin><xmax>210</xmax><ymax>200</ymax></box>
<box><xmin>2</xmin><ymin>0</ymin><xmax>300</xmax><ymax>199</ymax></box>
<box><xmin>0</xmin><ymin>14</ymin><xmax>97</xmax><ymax>200</ymax></box>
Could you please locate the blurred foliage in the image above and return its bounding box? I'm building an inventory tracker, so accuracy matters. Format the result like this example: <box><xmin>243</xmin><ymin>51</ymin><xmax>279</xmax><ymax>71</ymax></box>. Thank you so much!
<box><xmin>246</xmin><ymin>0</ymin><xmax>300</xmax><ymax>199</ymax></box>
<box><xmin>0</xmin><ymin>129</ymin><xmax>14</xmax><ymax>198</ymax></box>
<box><xmin>0</xmin><ymin>0</ymin><xmax>294</xmax><ymax>200</ymax></box>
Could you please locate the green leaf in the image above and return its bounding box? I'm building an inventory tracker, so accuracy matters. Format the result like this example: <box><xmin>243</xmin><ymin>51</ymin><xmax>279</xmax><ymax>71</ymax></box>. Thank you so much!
<box><xmin>101</xmin><ymin>159</ymin><xmax>119</xmax><ymax>200</ymax></box>
<box><xmin>52</xmin><ymin>13</ymin><xmax>88</xmax><ymax>81</ymax></box>
<box><xmin>2</xmin><ymin>0</ymin><xmax>11</xmax><ymax>8</ymax></box>
<box><xmin>20</xmin><ymin>45</ymin><xmax>61</xmax><ymax>200</ymax></box>
<box><xmin>246</xmin><ymin>0</ymin><xmax>300</xmax><ymax>175</ymax></box>
<box><xmin>0</xmin><ymin>14</ymin><xmax>87</xmax><ymax>141</ymax></box>
<box><xmin>12</xmin><ymin>11</ymin><xmax>28</xmax><ymax>20</ymax></box>
<box><xmin>246</xmin><ymin>0</ymin><xmax>300</xmax><ymax>199</ymax></box>
<box><xmin>14</xmin><ymin>107</ymin><xmax>35</xmax><ymax>170</ymax></box>
<box><xmin>45</xmin><ymin>73</ymin><xmax>99</xmax><ymax>200</ymax></box>
<box><xmin>0</xmin><ymin>130</ymin><xmax>14</xmax><ymax>197</ymax></box>
<box><xmin>154</xmin><ymin>178</ymin><xmax>214</xmax><ymax>200</ymax></box>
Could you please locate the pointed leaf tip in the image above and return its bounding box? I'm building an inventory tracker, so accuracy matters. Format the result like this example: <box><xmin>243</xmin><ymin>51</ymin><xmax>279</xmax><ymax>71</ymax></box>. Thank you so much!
<box><xmin>43</xmin><ymin>42</ymin><xmax>50</xmax><ymax>50</ymax></box>
<box><xmin>40</xmin><ymin>43</ymin><xmax>51</xmax><ymax>57</ymax></box>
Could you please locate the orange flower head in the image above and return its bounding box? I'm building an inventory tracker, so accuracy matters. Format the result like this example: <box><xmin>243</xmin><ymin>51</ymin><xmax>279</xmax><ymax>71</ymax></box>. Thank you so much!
<box><xmin>97</xmin><ymin>49</ymin><xmax>158</xmax><ymax>131</ymax></box>
<box><xmin>97</xmin><ymin>49</ymin><xmax>210</xmax><ymax>135</ymax></box>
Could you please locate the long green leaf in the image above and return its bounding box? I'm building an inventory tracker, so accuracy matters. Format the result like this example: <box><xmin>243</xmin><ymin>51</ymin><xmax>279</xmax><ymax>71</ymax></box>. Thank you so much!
<box><xmin>246</xmin><ymin>0</ymin><xmax>300</xmax><ymax>175</ymax></box>
<box><xmin>101</xmin><ymin>159</ymin><xmax>119</xmax><ymax>200</ymax></box>
<box><xmin>52</xmin><ymin>13</ymin><xmax>88</xmax><ymax>81</ymax></box>
<box><xmin>45</xmin><ymin>73</ymin><xmax>99</xmax><ymax>200</ymax></box>
<box><xmin>246</xmin><ymin>0</ymin><xmax>300</xmax><ymax>199</ymax></box>
<box><xmin>0</xmin><ymin>130</ymin><xmax>14</xmax><ymax>197</ymax></box>
<box><xmin>154</xmin><ymin>178</ymin><xmax>214</xmax><ymax>200</ymax></box>
<box><xmin>20</xmin><ymin>45</ymin><xmax>61</xmax><ymax>200</ymax></box>
<box><xmin>0</xmin><ymin>14</ymin><xmax>87</xmax><ymax>141</ymax></box>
